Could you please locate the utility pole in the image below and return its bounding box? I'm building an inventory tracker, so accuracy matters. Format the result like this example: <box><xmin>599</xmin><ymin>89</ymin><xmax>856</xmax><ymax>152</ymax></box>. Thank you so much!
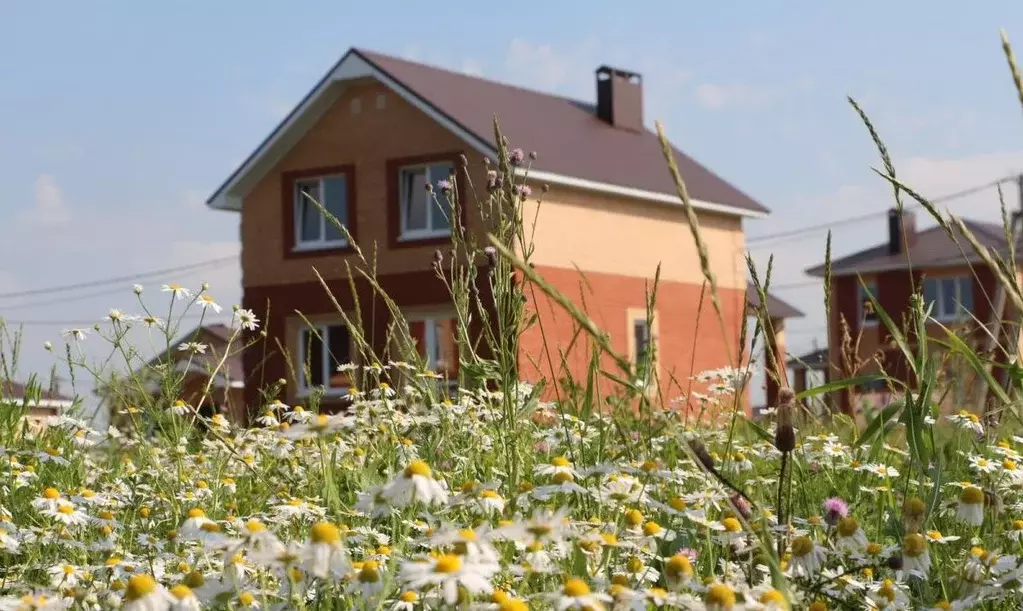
<box><xmin>976</xmin><ymin>174</ymin><xmax>1023</xmax><ymax>417</ymax></box>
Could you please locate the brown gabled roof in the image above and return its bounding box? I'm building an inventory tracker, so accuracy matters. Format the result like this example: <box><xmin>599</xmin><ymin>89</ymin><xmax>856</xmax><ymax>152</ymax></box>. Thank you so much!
<box><xmin>355</xmin><ymin>49</ymin><xmax>768</xmax><ymax>215</ymax></box>
<box><xmin>1</xmin><ymin>380</ymin><xmax>73</xmax><ymax>403</ymax></box>
<box><xmin>745</xmin><ymin>285</ymin><xmax>804</xmax><ymax>319</ymax></box>
<box><xmin>206</xmin><ymin>48</ymin><xmax>768</xmax><ymax>217</ymax></box>
<box><xmin>806</xmin><ymin>219</ymin><xmax>1021</xmax><ymax>277</ymax></box>
<box><xmin>142</xmin><ymin>323</ymin><xmax>244</xmax><ymax>387</ymax></box>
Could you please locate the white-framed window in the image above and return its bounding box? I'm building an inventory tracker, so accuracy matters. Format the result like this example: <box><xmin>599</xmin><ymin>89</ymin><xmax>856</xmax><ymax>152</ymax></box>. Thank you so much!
<box><xmin>858</xmin><ymin>281</ymin><xmax>879</xmax><ymax>325</ymax></box>
<box><xmin>923</xmin><ymin>276</ymin><xmax>973</xmax><ymax>321</ymax></box>
<box><xmin>398</xmin><ymin>162</ymin><xmax>454</xmax><ymax>239</ymax></box>
<box><xmin>406</xmin><ymin>315</ymin><xmax>459</xmax><ymax>379</ymax></box>
<box><xmin>294</xmin><ymin>173</ymin><xmax>350</xmax><ymax>250</ymax></box>
<box><xmin>298</xmin><ymin>323</ymin><xmax>353</xmax><ymax>394</ymax></box>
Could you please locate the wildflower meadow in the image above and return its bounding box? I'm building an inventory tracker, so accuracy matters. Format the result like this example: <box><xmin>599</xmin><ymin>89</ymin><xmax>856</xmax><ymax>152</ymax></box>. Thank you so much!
<box><xmin>6</xmin><ymin>30</ymin><xmax>1023</xmax><ymax>611</ymax></box>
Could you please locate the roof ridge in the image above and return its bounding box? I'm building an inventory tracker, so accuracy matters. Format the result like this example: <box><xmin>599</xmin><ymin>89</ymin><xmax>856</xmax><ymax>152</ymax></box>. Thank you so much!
<box><xmin>353</xmin><ymin>47</ymin><xmax>596</xmax><ymax>109</ymax></box>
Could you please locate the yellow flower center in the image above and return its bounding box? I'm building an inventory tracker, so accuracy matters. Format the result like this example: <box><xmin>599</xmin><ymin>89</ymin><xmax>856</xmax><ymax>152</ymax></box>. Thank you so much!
<box><xmin>563</xmin><ymin>578</ymin><xmax>590</xmax><ymax>597</ymax></box>
<box><xmin>551</xmin><ymin>456</ymin><xmax>571</xmax><ymax>467</ymax></box>
<box><xmin>642</xmin><ymin>521</ymin><xmax>662</xmax><ymax>536</ymax></box>
<box><xmin>641</xmin><ymin>460</ymin><xmax>659</xmax><ymax>472</ymax></box>
<box><xmin>187</xmin><ymin>508</ymin><xmax>205</xmax><ymax>519</ymax></box>
<box><xmin>877</xmin><ymin>579</ymin><xmax>896</xmax><ymax>602</ymax></box>
<box><xmin>705</xmin><ymin>584</ymin><xmax>736</xmax><ymax>606</ymax></box>
<box><xmin>184</xmin><ymin>571</ymin><xmax>205</xmax><ymax>588</ymax></box>
<box><xmin>458</xmin><ymin>528</ymin><xmax>477</xmax><ymax>542</ymax></box>
<box><xmin>400</xmin><ymin>591</ymin><xmax>418</xmax><ymax>603</ymax></box>
<box><xmin>960</xmin><ymin>486</ymin><xmax>984</xmax><ymax>505</ymax></box>
<box><xmin>553</xmin><ymin>472</ymin><xmax>574</xmax><ymax>484</ymax></box>
<box><xmin>310</xmin><ymin>522</ymin><xmax>341</xmax><ymax>544</ymax></box>
<box><xmin>903</xmin><ymin>533</ymin><xmax>927</xmax><ymax>557</ymax></box>
<box><xmin>866</xmin><ymin>542</ymin><xmax>882</xmax><ymax>555</ymax></box>
<box><xmin>760</xmin><ymin>589</ymin><xmax>787</xmax><ymax>607</ymax></box>
<box><xmin>837</xmin><ymin>517</ymin><xmax>859</xmax><ymax>537</ymax></box>
<box><xmin>926</xmin><ymin>530</ymin><xmax>943</xmax><ymax>541</ymax></box>
<box><xmin>808</xmin><ymin>602</ymin><xmax>828</xmax><ymax>611</ymax></box>
<box><xmin>404</xmin><ymin>460</ymin><xmax>432</xmax><ymax>478</ymax></box>
<box><xmin>903</xmin><ymin>497</ymin><xmax>926</xmax><ymax>519</ymax></box>
<box><xmin>791</xmin><ymin>536</ymin><xmax>814</xmax><ymax>557</ymax></box>
<box><xmin>359</xmin><ymin>560</ymin><xmax>381</xmax><ymax>583</ymax></box>
<box><xmin>665</xmin><ymin>555</ymin><xmax>693</xmax><ymax>578</ymax></box>
<box><xmin>624</xmin><ymin>509</ymin><xmax>643</xmax><ymax>527</ymax></box>
<box><xmin>125</xmin><ymin>575</ymin><xmax>157</xmax><ymax>601</ymax></box>
<box><xmin>42</xmin><ymin>487</ymin><xmax>60</xmax><ymax>500</ymax></box>
<box><xmin>169</xmin><ymin>585</ymin><xmax>192</xmax><ymax>600</ymax></box>
<box><xmin>57</xmin><ymin>503</ymin><xmax>74</xmax><ymax>515</ymax></box>
<box><xmin>480</xmin><ymin>489</ymin><xmax>501</xmax><ymax>499</ymax></box>
<box><xmin>669</xmin><ymin>497</ymin><xmax>687</xmax><ymax>511</ymax></box>
<box><xmin>722</xmin><ymin>517</ymin><xmax>742</xmax><ymax>532</ymax></box>
<box><xmin>238</xmin><ymin>592</ymin><xmax>255</xmax><ymax>606</ymax></box>
<box><xmin>246</xmin><ymin>520</ymin><xmax>266</xmax><ymax>533</ymax></box>
<box><xmin>433</xmin><ymin>554</ymin><xmax>462</xmax><ymax>574</ymax></box>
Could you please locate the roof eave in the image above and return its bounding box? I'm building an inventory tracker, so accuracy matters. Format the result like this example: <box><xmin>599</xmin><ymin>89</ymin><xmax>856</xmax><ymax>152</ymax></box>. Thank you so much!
<box><xmin>520</xmin><ymin>168</ymin><xmax>769</xmax><ymax>219</ymax></box>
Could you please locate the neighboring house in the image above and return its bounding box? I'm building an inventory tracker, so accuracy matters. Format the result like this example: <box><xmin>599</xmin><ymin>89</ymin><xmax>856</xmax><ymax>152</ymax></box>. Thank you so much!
<box><xmin>806</xmin><ymin>208</ymin><xmax>1022</xmax><ymax>414</ymax></box>
<box><xmin>137</xmin><ymin>324</ymin><xmax>245</xmax><ymax>423</ymax></box>
<box><xmin>788</xmin><ymin>347</ymin><xmax>829</xmax><ymax>411</ymax></box>
<box><xmin>205</xmin><ymin>47</ymin><xmax>793</xmax><ymax>416</ymax></box>
<box><xmin>1</xmin><ymin>380</ymin><xmax>74</xmax><ymax>420</ymax></box>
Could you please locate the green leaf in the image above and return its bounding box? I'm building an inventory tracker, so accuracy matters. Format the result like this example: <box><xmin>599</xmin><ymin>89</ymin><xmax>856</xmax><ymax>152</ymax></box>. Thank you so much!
<box><xmin>854</xmin><ymin>401</ymin><xmax>903</xmax><ymax>448</ymax></box>
<box><xmin>794</xmin><ymin>375</ymin><xmax>885</xmax><ymax>401</ymax></box>
<box><xmin>935</xmin><ymin>321</ymin><xmax>1011</xmax><ymax>405</ymax></box>
<box><xmin>743</xmin><ymin>416</ymin><xmax>774</xmax><ymax>445</ymax></box>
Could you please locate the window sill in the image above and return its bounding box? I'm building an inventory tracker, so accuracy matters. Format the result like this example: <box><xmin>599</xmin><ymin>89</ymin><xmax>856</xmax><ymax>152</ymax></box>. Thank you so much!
<box><xmin>292</xmin><ymin>241</ymin><xmax>349</xmax><ymax>253</ymax></box>
<box><xmin>398</xmin><ymin>230</ymin><xmax>451</xmax><ymax>243</ymax></box>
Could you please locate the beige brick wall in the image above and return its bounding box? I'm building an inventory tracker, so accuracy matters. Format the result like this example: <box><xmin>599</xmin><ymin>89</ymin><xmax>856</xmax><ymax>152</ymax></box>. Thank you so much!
<box><xmin>241</xmin><ymin>80</ymin><xmax>490</xmax><ymax>288</ymax></box>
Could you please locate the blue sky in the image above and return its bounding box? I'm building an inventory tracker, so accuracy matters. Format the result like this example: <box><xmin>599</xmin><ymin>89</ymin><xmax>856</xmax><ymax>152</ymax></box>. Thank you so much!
<box><xmin>2</xmin><ymin>1</ymin><xmax>1023</xmax><ymax>412</ymax></box>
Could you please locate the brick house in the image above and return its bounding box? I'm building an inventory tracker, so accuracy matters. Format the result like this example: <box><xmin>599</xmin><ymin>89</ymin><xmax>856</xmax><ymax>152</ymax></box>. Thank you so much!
<box><xmin>205</xmin><ymin>48</ymin><xmax>793</xmax><ymax>416</ymax></box>
<box><xmin>806</xmin><ymin>208</ymin><xmax>1022</xmax><ymax>414</ymax></box>
<box><xmin>1</xmin><ymin>380</ymin><xmax>74</xmax><ymax>421</ymax></box>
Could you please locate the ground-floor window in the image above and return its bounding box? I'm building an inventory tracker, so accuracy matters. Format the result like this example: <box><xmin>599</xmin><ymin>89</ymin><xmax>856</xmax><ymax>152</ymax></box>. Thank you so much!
<box><xmin>298</xmin><ymin>323</ymin><xmax>353</xmax><ymax>394</ymax></box>
<box><xmin>406</xmin><ymin>315</ymin><xmax>459</xmax><ymax>379</ymax></box>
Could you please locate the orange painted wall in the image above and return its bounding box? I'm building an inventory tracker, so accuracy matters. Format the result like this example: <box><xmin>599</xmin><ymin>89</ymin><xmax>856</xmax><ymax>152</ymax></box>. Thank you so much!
<box><xmin>519</xmin><ymin>265</ymin><xmax>746</xmax><ymax>409</ymax></box>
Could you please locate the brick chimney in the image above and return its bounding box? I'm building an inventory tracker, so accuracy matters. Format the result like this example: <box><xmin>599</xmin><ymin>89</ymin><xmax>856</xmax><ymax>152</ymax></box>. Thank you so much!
<box><xmin>887</xmin><ymin>208</ymin><xmax>916</xmax><ymax>255</ymax></box>
<box><xmin>596</xmin><ymin>66</ymin><xmax>643</xmax><ymax>131</ymax></box>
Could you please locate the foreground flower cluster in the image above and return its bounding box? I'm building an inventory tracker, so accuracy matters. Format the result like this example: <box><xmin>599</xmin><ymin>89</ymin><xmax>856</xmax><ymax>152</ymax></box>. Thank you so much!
<box><xmin>3</xmin><ymin>365</ymin><xmax>1023</xmax><ymax>609</ymax></box>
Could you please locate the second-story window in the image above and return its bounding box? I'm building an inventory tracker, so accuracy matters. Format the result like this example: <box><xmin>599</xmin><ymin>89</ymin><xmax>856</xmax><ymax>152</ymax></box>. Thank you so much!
<box><xmin>398</xmin><ymin>162</ymin><xmax>454</xmax><ymax>239</ymax></box>
<box><xmin>923</xmin><ymin>276</ymin><xmax>973</xmax><ymax>321</ymax></box>
<box><xmin>294</xmin><ymin>173</ymin><xmax>350</xmax><ymax>249</ymax></box>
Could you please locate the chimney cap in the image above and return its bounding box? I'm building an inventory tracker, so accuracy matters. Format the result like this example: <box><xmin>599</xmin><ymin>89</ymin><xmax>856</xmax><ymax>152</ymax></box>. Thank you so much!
<box><xmin>596</xmin><ymin>65</ymin><xmax>642</xmax><ymax>83</ymax></box>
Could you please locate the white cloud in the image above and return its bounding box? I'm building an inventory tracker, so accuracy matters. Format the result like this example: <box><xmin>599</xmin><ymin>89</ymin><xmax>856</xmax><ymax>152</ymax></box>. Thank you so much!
<box><xmin>693</xmin><ymin>78</ymin><xmax>811</xmax><ymax>111</ymax></box>
<box><xmin>461</xmin><ymin>58</ymin><xmax>485</xmax><ymax>77</ymax></box>
<box><xmin>695</xmin><ymin>83</ymin><xmax>770</xmax><ymax>110</ymax></box>
<box><xmin>181</xmin><ymin>189</ymin><xmax>206</xmax><ymax>210</ymax></box>
<box><xmin>26</xmin><ymin>174</ymin><xmax>71</xmax><ymax>225</ymax></box>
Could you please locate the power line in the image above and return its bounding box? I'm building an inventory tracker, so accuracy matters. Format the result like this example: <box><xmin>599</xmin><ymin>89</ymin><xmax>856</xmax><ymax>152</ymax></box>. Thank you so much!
<box><xmin>0</xmin><ymin>256</ymin><xmax>237</xmax><ymax>300</ymax></box>
<box><xmin>0</xmin><ymin>314</ymin><xmax>233</xmax><ymax>327</ymax></box>
<box><xmin>746</xmin><ymin>174</ymin><xmax>1020</xmax><ymax>249</ymax></box>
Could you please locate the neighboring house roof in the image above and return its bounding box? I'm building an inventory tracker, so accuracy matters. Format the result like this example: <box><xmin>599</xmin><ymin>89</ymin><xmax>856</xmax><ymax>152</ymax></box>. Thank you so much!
<box><xmin>206</xmin><ymin>48</ymin><xmax>769</xmax><ymax>218</ymax></box>
<box><xmin>1</xmin><ymin>380</ymin><xmax>74</xmax><ymax>410</ymax></box>
<box><xmin>745</xmin><ymin>285</ymin><xmax>804</xmax><ymax>319</ymax></box>
<box><xmin>787</xmin><ymin>347</ymin><xmax>829</xmax><ymax>371</ymax></box>
<box><xmin>141</xmin><ymin>324</ymin><xmax>244</xmax><ymax>390</ymax></box>
<box><xmin>806</xmin><ymin>218</ymin><xmax>1019</xmax><ymax>277</ymax></box>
